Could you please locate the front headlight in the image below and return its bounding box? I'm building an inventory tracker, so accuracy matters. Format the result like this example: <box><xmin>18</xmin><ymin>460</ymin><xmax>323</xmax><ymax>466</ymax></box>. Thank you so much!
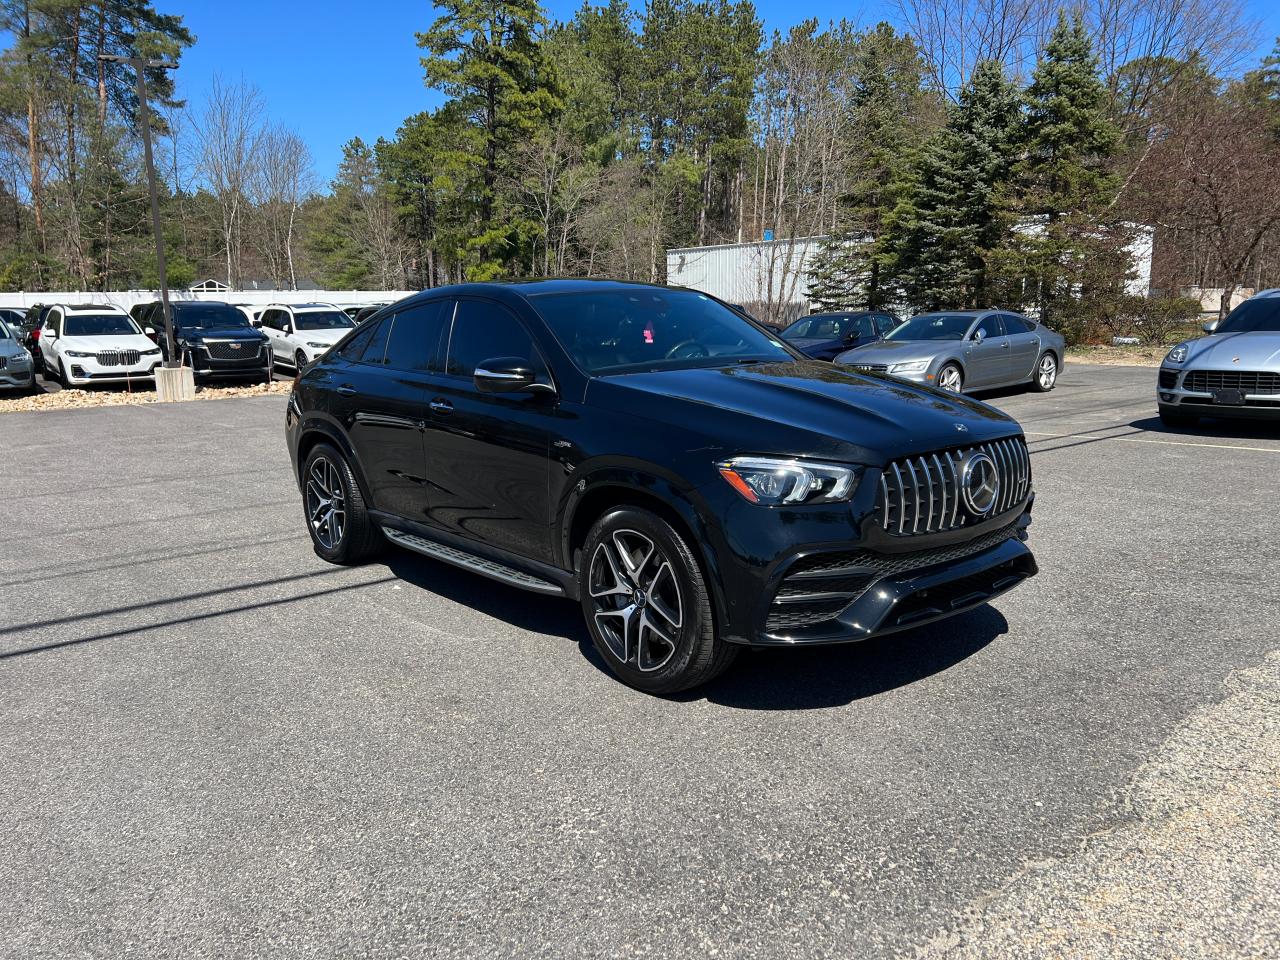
<box><xmin>1165</xmin><ymin>343</ymin><xmax>1190</xmax><ymax>364</ymax></box>
<box><xmin>65</xmin><ymin>350</ymin><xmax>95</xmax><ymax>358</ymax></box>
<box><xmin>717</xmin><ymin>456</ymin><xmax>858</xmax><ymax>505</ymax></box>
<box><xmin>306</xmin><ymin>341</ymin><xmax>330</xmax><ymax>350</ymax></box>
<box><xmin>888</xmin><ymin>359</ymin><xmax>930</xmax><ymax>375</ymax></box>
<box><xmin>141</xmin><ymin>347</ymin><xmax>161</xmax><ymax>356</ymax></box>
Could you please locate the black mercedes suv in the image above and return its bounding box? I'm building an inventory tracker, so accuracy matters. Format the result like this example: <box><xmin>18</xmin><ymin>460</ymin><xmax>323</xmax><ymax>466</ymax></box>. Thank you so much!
<box><xmin>133</xmin><ymin>300</ymin><xmax>272</xmax><ymax>383</ymax></box>
<box><xmin>286</xmin><ymin>280</ymin><xmax>1037</xmax><ymax>693</ymax></box>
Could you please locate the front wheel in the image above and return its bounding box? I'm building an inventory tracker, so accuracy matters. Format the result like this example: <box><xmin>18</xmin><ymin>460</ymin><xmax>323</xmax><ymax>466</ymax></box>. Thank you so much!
<box><xmin>937</xmin><ymin>363</ymin><xmax>963</xmax><ymax>393</ymax></box>
<box><xmin>581</xmin><ymin>506</ymin><xmax>736</xmax><ymax>694</ymax></box>
<box><xmin>301</xmin><ymin>443</ymin><xmax>383</xmax><ymax>564</ymax></box>
<box><xmin>295</xmin><ymin>349</ymin><xmax>308</xmax><ymax>371</ymax></box>
<box><xmin>57</xmin><ymin>360</ymin><xmax>72</xmax><ymax>390</ymax></box>
<box><xmin>1032</xmin><ymin>352</ymin><xmax>1059</xmax><ymax>392</ymax></box>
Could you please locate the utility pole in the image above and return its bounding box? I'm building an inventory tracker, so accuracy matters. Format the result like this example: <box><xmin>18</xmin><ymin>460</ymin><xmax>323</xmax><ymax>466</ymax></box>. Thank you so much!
<box><xmin>99</xmin><ymin>54</ymin><xmax>192</xmax><ymax>400</ymax></box>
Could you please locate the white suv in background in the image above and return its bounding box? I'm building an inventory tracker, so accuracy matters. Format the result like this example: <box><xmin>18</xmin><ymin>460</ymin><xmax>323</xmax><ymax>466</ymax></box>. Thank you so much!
<box><xmin>257</xmin><ymin>303</ymin><xmax>356</xmax><ymax>370</ymax></box>
<box><xmin>39</xmin><ymin>304</ymin><xmax>161</xmax><ymax>388</ymax></box>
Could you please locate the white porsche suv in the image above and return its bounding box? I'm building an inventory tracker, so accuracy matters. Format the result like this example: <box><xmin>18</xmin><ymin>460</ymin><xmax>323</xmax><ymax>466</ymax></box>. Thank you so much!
<box><xmin>257</xmin><ymin>303</ymin><xmax>356</xmax><ymax>371</ymax></box>
<box><xmin>39</xmin><ymin>304</ymin><xmax>161</xmax><ymax>388</ymax></box>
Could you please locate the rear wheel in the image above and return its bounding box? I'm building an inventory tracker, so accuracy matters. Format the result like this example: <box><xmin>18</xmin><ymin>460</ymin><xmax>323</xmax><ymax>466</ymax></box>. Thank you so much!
<box><xmin>937</xmin><ymin>363</ymin><xmax>963</xmax><ymax>393</ymax></box>
<box><xmin>1032</xmin><ymin>352</ymin><xmax>1058</xmax><ymax>392</ymax></box>
<box><xmin>302</xmin><ymin>443</ymin><xmax>382</xmax><ymax>564</ymax></box>
<box><xmin>1159</xmin><ymin>409</ymin><xmax>1199</xmax><ymax>428</ymax></box>
<box><xmin>581</xmin><ymin>506</ymin><xmax>736</xmax><ymax>694</ymax></box>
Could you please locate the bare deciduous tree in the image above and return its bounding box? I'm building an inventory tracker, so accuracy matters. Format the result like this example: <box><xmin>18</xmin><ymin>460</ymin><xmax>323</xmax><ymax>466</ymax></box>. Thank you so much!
<box><xmin>196</xmin><ymin>76</ymin><xmax>264</xmax><ymax>287</ymax></box>
<box><xmin>250</xmin><ymin>125</ymin><xmax>313</xmax><ymax>289</ymax></box>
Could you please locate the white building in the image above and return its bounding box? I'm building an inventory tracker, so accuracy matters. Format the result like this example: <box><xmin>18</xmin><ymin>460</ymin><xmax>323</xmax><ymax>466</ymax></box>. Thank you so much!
<box><xmin>667</xmin><ymin>228</ymin><xmax>1154</xmax><ymax>321</ymax></box>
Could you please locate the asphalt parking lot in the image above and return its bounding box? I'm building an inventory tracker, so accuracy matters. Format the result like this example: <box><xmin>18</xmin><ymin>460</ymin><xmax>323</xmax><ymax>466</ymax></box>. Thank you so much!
<box><xmin>1</xmin><ymin>364</ymin><xmax>1277</xmax><ymax>958</ymax></box>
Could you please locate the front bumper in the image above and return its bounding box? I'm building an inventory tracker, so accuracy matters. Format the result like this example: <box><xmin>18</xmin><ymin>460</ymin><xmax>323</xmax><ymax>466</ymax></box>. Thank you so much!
<box><xmin>1157</xmin><ymin>366</ymin><xmax>1280</xmax><ymax>419</ymax></box>
<box><xmin>0</xmin><ymin>357</ymin><xmax>34</xmax><ymax>389</ymax></box>
<box><xmin>188</xmin><ymin>341</ymin><xmax>272</xmax><ymax>380</ymax></box>
<box><xmin>64</xmin><ymin>359</ymin><xmax>159</xmax><ymax>384</ymax></box>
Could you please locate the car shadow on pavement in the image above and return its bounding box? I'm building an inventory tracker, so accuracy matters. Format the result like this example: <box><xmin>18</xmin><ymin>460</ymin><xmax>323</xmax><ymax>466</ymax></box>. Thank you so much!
<box><xmin>689</xmin><ymin>605</ymin><xmax>1009</xmax><ymax>710</ymax></box>
<box><xmin>1129</xmin><ymin>415</ymin><xmax>1280</xmax><ymax>441</ymax></box>
<box><xmin>385</xmin><ymin>550</ymin><xmax>1008</xmax><ymax>710</ymax></box>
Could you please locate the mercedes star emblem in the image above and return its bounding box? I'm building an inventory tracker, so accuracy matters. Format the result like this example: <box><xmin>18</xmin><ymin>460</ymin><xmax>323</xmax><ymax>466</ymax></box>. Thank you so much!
<box><xmin>960</xmin><ymin>452</ymin><xmax>1000</xmax><ymax>514</ymax></box>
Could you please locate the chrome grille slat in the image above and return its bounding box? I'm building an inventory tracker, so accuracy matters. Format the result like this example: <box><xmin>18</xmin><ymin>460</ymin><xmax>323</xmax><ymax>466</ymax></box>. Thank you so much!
<box><xmin>878</xmin><ymin>436</ymin><xmax>1032</xmax><ymax>537</ymax></box>
<box><xmin>95</xmin><ymin>349</ymin><xmax>141</xmax><ymax>367</ymax></box>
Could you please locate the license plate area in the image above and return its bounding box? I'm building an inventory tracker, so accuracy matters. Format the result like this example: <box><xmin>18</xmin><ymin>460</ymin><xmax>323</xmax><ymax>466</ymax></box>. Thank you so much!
<box><xmin>1212</xmin><ymin>388</ymin><xmax>1245</xmax><ymax>405</ymax></box>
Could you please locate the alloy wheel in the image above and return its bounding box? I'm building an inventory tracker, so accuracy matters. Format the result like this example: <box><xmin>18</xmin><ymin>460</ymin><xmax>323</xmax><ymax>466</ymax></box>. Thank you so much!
<box><xmin>938</xmin><ymin>365</ymin><xmax>962</xmax><ymax>392</ymax></box>
<box><xmin>1038</xmin><ymin>354</ymin><xmax>1057</xmax><ymax>389</ymax></box>
<box><xmin>588</xmin><ymin>529</ymin><xmax>684</xmax><ymax>672</ymax></box>
<box><xmin>305</xmin><ymin>455</ymin><xmax>347</xmax><ymax>550</ymax></box>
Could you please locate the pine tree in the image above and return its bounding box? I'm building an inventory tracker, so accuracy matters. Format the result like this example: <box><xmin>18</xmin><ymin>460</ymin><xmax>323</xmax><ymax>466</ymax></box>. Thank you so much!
<box><xmin>418</xmin><ymin>0</ymin><xmax>562</xmax><ymax>278</ymax></box>
<box><xmin>804</xmin><ymin>23</ymin><xmax>940</xmax><ymax>310</ymax></box>
<box><xmin>885</xmin><ymin>59</ymin><xmax>1021</xmax><ymax>310</ymax></box>
<box><xmin>1002</xmin><ymin>12</ymin><xmax>1121</xmax><ymax>332</ymax></box>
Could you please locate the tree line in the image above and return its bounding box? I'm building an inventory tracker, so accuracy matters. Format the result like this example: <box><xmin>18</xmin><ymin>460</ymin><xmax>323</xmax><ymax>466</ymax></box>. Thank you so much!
<box><xmin>1</xmin><ymin>0</ymin><xmax>1279</xmax><ymax>340</ymax></box>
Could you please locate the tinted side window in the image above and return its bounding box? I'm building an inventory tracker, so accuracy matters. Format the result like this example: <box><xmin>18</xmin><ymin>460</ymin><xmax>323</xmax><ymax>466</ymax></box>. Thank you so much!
<box><xmin>384</xmin><ymin>300</ymin><xmax>450</xmax><ymax>372</ymax></box>
<box><xmin>1002</xmin><ymin>314</ymin><xmax>1034</xmax><ymax>334</ymax></box>
<box><xmin>974</xmin><ymin>315</ymin><xmax>1004</xmax><ymax>339</ymax></box>
<box><xmin>445</xmin><ymin>300</ymin><xmax>542</xmax><ymax>378</ymax></box>
<box><xmin>359</xmin><ymin>314</ymin><xmax>394</xmax><ymax>365</ymax></box>
<box><xmin>875</xmin><ymin>315</ymin><xmax>897</xmax><ymax>334</ymax></box>
<box><xmin>336</xmin><ymin>320</ymin><xmax>378</xmax><ymax>361</ymax></box>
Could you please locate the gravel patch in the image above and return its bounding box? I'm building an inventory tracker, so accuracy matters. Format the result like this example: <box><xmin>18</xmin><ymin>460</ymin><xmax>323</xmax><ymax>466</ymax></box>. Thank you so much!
<box><xmin>0</xmin><ymin>379</ymin><xmax>292</xmax><ymax>414</ymax></box>
<box><xmin>1066</xmin><ymin>345</ymin><xmax>1168</xmax><ymax>367</ymax></box>
<box><xmin>911</xmin><ymin>651</ymin><xmax>1280</xmax><ymax>960</ymax></box>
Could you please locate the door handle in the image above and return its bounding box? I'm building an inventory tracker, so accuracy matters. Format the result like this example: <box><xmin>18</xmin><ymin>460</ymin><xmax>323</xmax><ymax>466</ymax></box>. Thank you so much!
<box><xmin>429</xmin><ymin>398</ymin><xmax>454</xmax><ymax>415</ymax></box>
<box><xmin>1000</xmin><ymin>341</ymin><xmax>1010</xmax><ymax>349</ymax></box>
<box><xmin>336</xmin><ymin>384</ymin><xmax>357</xmax><ymax>396</ymax></box>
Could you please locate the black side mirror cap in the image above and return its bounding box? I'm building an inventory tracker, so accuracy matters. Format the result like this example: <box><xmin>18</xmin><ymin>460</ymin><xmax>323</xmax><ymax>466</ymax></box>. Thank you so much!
<box><xmin>474</xmin><ymin>357</ymin><xmax>554</xmax><ymax>395</ymax></box>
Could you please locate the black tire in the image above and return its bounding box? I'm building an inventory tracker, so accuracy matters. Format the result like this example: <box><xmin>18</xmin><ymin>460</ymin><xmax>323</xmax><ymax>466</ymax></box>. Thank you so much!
<box><xmin>1031</xmin><ymin>351</ymin><xmax>1059</xmax><ymax>392</ymax></box>
<box><xmin>40</xmin><ymin>356</ymin><xmax>56</xmax><ymax>382</ymax></box>
<box><xmin>580</xmin><ymin>506</ymin><xmax>737</xmax><ymax>694</ymax></box>
<box><xmin>937</xmin><ymin>362</ymin><xmax>963</xmax><ymax>393</ymax></box>
<box><xmin>57</xmin><ymin>360</ymin><xmax>71</xmax><ymax>390</ymax></box>
<box><xmin>1159</xmin><ymin>409</ymin><xmax>1199</xmax><ymax>428</ymax></box>
<box><xmin>295</xmin><ymin>349</ymin><xmax>308</xmax><ymax>371</ymax></box>
<box><xmin>301</xmin><ymin>443</ymin><xmax>383</xmax><ymax>564</ymax></box>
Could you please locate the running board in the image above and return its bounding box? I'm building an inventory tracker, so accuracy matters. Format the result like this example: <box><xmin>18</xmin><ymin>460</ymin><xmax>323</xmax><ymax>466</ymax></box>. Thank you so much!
<box><xmin>381</xmin><ymin>527</ymin><xmax>565</xmax><ymax>596</ymax></box>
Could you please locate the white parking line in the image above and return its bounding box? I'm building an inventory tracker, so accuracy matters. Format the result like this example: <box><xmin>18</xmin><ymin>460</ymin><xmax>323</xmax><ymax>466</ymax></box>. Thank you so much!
<box><xmin>1024</xmin><ymin>429</ymin><xmax>1280</xmax><ymax>454</ymax></box>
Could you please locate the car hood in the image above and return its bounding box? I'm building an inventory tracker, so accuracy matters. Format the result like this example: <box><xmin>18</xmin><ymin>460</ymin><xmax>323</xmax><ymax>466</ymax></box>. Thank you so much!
<box><xmin>0</xmin><ymin>339</ymin><xmax>28</xmax><ymax>357</ymax></box>
<box><xmin>835</xmin><ymin>339</ymin><xmax>952</xmax><ymax>365</ymax></box>
<box><xmin>591</xmin><ymin>360</ymin><xmax>1019</xmax><ymax>463</ymax></box>
<box><xmin>180</xmin><ymin>326</ymin><xmax>264</xmax><ymax>341</ymax></box>
<box><xmin>294</xmin><ymin>327</ymin><xmax>350</xmax><ymax>345</ymax></box>
<box><xmin>1182</xmin><ymin>331</ymin><xmax>1280</xmax><ymax>368</ymax></box>
<box><xmin>786</xmin><ymin>336</ymin><xmax>842</xmax><ymax>352</ymax></box>
<box><xmin>58</xmin><ymin>333</ymin><xmax>157</xmax><ymax>352</ymax></box>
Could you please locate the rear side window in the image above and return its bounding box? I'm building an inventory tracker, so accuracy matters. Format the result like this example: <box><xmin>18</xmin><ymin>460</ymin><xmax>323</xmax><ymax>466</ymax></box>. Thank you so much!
<box><xmin>1002</xmin><ymin>314</ymin><xmax>1034</xmax><ymax>334</ymax></box>
<box><xmin>338</xmin><ymin>314</ymin><xmax>392</xmax><ymax>364</ymax></box>
<box><xmin>445</xmin><ymin>299</ymin><xmax>542</xmax><ymax>378</ymax></box>
<box><xmin>384</xmin><ymin>300</ymin><xmax>451</xmax><ymax>372</ymax></box>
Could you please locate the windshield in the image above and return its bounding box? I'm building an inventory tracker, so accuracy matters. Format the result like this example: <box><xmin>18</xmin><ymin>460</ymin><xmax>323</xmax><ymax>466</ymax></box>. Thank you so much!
<box><xmin>295</xmin><ymin>310</ymin><xmax>355</xmax><ymax>331</ymax></box>
<box><xmin>1216</xmin><ymin>298</ymin><xmax>1280</xmax><ymax>334</ymax></box>
<box><xmin>532</xmin><ymin>289</ymin><xmax>793</xmax><ymax>373</ymax></box>
<box><xmin>885</xmin><ymin>314</ymin><xmax>974</xmax><ymax>341</ymax></box>
<box><xmin>173</xmin><ymin>304</ymin><xmax>251</xmax><ymax>329</ymax></box>
<box><xmin>783</xmin><ymin>314</ymin><xmax>874</xmax><ymax>341</ymax></box>
<box><xmin>64</xmin><ymin>314</ymin><xmax>140</xmax><ymax>337</ymax></box>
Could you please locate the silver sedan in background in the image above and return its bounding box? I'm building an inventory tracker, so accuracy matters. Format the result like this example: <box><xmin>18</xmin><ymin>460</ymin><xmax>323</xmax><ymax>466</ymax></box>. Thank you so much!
<box><xmin>0</xmin><ymin>317</ymin><xmax>35</xmax><ymax>392</ymax></box>
<box><xmin>1157</xmin><ymin>289</ymin><xmax>1280</xmax><ymax>426</ymax></box>
<box><xmin>835</xmin><ymin>309</ymin><xmax>1065</xmax><ymax>394</ymax></box>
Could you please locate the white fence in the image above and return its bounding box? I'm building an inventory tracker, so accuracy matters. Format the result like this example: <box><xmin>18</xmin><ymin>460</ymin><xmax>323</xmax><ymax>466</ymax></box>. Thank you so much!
<box><xmin>0</xmin><ymin>289</ymin><xmax>417</xmax><ymax>311</ymax></box>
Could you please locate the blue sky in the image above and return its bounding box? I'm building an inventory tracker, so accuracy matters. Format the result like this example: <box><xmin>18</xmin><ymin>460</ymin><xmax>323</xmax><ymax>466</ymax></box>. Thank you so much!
<box><xmin>171</xmin><ymin>0</ymin><xmax>1280</xmax><ymax>183</ymax></box>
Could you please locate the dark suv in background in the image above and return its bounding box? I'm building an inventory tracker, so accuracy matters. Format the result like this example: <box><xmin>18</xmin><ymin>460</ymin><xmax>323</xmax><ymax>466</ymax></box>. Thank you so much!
<box><xmin>286</xmin><ymin>280</ymin><xmax>1038</xmax><ymax>694</ymax></box>
<box><xmin>133</xmin><ymin>300</ymin><xmax>272</xmax><ymax>383</ymax></box>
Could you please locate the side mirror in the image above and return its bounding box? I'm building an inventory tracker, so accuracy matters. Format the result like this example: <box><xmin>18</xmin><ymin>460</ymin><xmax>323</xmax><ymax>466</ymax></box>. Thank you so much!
<box><xmin>144</xmin><ymin>326</ymin><xmax>156</xmax><ymax>337</ymax></box>
<box><xmin>474</xmin><ymin>357</ymin><xmax>553</xmax><ymax>395</ymax></box>
<box><xmin>973</xmin><ymin>327</ymin><xmax>986</xmax><ymax>342</ymax></box>
<box><xmin>1202</xmin><ymin>319</ymin><xmax>1218</xmax><ymax>334</ymax></box>
<box><xmin>251</xmin><ymin>319</ymin><xmax>263</xmax><ymax>328</ymax></box>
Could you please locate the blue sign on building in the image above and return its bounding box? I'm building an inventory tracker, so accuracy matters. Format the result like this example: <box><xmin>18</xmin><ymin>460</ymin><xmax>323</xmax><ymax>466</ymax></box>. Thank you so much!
<box><xmin>763</xmin><ymin>229</ymin><xmax>774</xmax><ymax>242</ymax></box>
